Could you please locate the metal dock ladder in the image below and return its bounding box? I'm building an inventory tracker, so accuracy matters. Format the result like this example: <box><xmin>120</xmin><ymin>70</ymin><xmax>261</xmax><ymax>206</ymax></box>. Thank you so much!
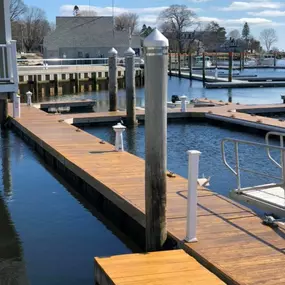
<box><xmin>222</xmin><ymin>131</ymin><xmax>285</xmax><ymax>220</ymax></box>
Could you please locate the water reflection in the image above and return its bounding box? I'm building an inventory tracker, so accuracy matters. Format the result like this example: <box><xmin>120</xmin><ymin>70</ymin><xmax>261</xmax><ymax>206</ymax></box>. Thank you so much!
<box><xmin>228</xmin><ymin>89</ymin><xmax>233</xmax><ymax>103</ymax></box>
<box><xmin>1</xmin><ymin>131</ymin><xmax>12</xmax><ymax>197</ymax></box>
<box><xmin>0</xmin><ymin>195</ymin><xmax>29</xmax><ymax>285</ymax></box>
<box><xmin>0</xmin><ymin>130</ymin><xmax>132</xmax><ymax>285</ymax></box>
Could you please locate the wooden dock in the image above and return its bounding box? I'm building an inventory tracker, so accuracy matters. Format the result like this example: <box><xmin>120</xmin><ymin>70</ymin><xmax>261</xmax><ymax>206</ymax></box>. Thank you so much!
<box><xmin>8</xmin><ymin>105</ymin><xmax>285</xmax><ymax>285</ymax></box>
<box><xmin>94</xmin><ymin>250</ymin><xmax>225</xmax><ymax>285</ymax></box>
<box><xmin>34</xmin><ymin>99</ymin><xmax>96</xmax><ymax>113</ymax></box>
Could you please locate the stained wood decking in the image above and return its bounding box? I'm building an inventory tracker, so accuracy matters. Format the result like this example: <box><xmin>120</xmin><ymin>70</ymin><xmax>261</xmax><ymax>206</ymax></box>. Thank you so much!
<box><xmin>9</xmin><ymin>105</ymin><xmax>285</xmax><ymax>285</ymax></box>
<box><xmin>94</xmin><ymin>250</ymin><xmax>225</xmax><ymax>285</ymax></box>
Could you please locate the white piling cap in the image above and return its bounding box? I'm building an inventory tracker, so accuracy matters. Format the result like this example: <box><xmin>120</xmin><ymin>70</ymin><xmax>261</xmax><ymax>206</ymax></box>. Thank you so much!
<box><xmin>124</xmin><ymin>47</ymin><xmax>135</xmax><ymax>56</ymax></box>
<box><xmin>108</xmin><ymin>47</ymin><xmax>118</xmax><ymax>56</ymax></box>
<box><xmin>180</xmin><ymin>95</ymin><xmax>187</xmax><ymax>99</ymax></box>
<box><xmin>26</xmin><ymin>91</ymin><xmax>32</xmax><ymax>95</ymax></box>
<box><xmin>144</xmin><ymin>28</ymin><xmax>169</xmax><ymax>48</ymax></box>
<box><xmin>112</xmin><ymin>122</ymin><xmax>126</xmax><ymax>130</ymax></box>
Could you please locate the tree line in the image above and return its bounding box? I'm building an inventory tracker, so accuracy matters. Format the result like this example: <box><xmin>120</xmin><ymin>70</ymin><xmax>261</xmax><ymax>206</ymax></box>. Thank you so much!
<box><xmin>10</xmin><ymin>2</ymin><xmax>279</xmax><ymax>55</ymax></box>
<box><xmin>10</xmin><ymin>0</ymin><xmax>53</xmax><ymax>52</ymax></box>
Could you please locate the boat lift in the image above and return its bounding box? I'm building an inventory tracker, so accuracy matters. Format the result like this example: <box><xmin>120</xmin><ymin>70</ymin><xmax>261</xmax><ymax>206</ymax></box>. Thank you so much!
<box><xmin>222</xmin><ymin>132</ymin><xmax>285</xmax><ymax>226</ymax></box>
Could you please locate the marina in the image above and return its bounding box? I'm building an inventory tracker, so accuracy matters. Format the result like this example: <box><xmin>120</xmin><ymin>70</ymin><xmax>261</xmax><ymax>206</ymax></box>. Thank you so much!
<box><xmin>2</xmin><ymin>0</ymin><xmax>285</xmax><ymax>283</ymax></box>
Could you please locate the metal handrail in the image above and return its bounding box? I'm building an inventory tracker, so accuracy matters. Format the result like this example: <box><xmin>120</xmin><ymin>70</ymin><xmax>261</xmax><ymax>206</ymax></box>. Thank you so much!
<box><xmin>221</xmin><ymin>137</ymin><xmax>285</xmax><ymax>191</ymax></box>
<box><xmin>265</xmin><ymin>132</ymin><xmax>285</xmax><ymax>169</ymax></box>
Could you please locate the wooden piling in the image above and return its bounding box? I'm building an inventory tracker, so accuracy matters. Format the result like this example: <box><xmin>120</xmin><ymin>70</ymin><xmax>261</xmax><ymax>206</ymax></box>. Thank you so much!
<box><xmin>189</xmin><ymin>53</ymin><xmax>192</xmax><ymax>79</ymax></box>
<box><xmin>239</xmin><ymin>52</ymin><xmax>243</xmax><ymax>71</ymax></box>
<box><xmin>169</xmin><ymin>53</ymin><xmax>172</xmax><ymax>76</ymax></box>
<box><xmin>54</xmin><ymin>74</ymin><xmax>58</xmax><ymax>95</ymax></box>
<box><xmin>144</xmin><ymin>29</ymin><xmax>168</xmax><ymax>251</ymax></box>
<box><xmin>33</xmin><ymin>75</ymin><xmax>38</xmax><ymax>97</ymax></box>
<box><xmin>178</xmin><ymin>53</ymin><xmax>181</xmax><ymax>78</ymax></box>
<box><xmin>228</xmin><ymin>52</ymin><xmax>233</xmax><ymax>82</ymax></box>
<box><xmin>202</xmin><ymin>52</ymin><xmax>206</xmax><ymax>83</ymax></box>
<box><xmin>108</xmin><ymin>48</ymin><xmax>118</xmax><ymax>111</ymax></box>
<box><xmin>91</xmin><ymin>72</ymin><xmax>97</xmax><ymax>91</ymax></box>
<box><xmin>75</xmin><ymin>73</ymin><xmax>79</xmax><ymax>93</ymax></box>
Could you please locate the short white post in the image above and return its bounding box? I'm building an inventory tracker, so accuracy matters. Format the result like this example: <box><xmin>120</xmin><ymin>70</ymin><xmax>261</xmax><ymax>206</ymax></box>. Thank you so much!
<box><xmin>185</xmin><ymin>150</ymin><xmax>201</xmax><ymax>243</ymax></box>
<box><xmin>13</xmin><ymin>94</ymin><xmax>21</xmax><ymax>118</ymax></box>
<box><xmin>180</xmin><ymin>95</ymin><xmax>187</xmax><ymax>112</ymax></box>
<box><xmin>215</xmin><ymin>67</ymin><xmax>218</xmax><ymax>80</ymax></box>
<box><xmin>112</xmin><ymin>123</ymin><xmax>126</xmax><ymax>151</ymax></box>
<box><xmin>26</xmin><ymin>91</ymin><xmax>32</xmax><ymax>106</ymax></box>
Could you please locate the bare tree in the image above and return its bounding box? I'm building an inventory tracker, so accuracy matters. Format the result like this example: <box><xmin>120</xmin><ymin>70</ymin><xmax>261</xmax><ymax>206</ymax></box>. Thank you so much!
<box><xmin>23</xmin><ymin>7</ymin><xmax>50</xmax><ymax>52</ymax></box>
<box><xmin>158</xmin><ymin>5</ymin><xmax>198</xmax><ymax>75</ymax></box>
<box><xmin>228</xmin><ymin>29</ymin><xmax>241</xmax><ymax>40</ymax></box>
<box><xmin>260</xmin><ymin>28</ymin><xmax>278</xmax><ymax>52</ymax></box>
<box><xmin>10</xmin><ymin>0</ymin><xmax>26</xmax><ymax>21</ymax></box>
<box><xmin>115</xmin><ymin>12</ymin><xmax>139</xmax><ymax>34</ymax></box>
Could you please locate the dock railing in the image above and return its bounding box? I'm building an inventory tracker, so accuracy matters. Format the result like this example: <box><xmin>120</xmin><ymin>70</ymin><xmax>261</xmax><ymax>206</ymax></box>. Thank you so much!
<box><xmin>0</xmin><ymin>41</ymin><xmax>18</xmax><ymax>84</ymax></box>
<box><xmin>221</xmin><ymin>135</ymin><xmax>285</xmax><ymax>192</ymax></box>
<box><xmin>17</xmin><ymin>57</ymin><xmax>143</xmax><ymax>68</ymax></box>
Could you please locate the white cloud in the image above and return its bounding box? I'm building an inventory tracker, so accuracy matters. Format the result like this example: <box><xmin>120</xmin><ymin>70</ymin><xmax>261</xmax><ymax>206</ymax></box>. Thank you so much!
<box><xmin>189</xmin><ymin>0</ymin><xmax>212</xmax><ymax>2</ymax></box>
<box><xmin>220</xmin><ymin>1</ymin><xmax>283</xmax><ymax>11</ymax></box>
<box><xmin>248</xmin><ymin>10</ymin><xmax>285</xmax><ymax>16</ymax></box>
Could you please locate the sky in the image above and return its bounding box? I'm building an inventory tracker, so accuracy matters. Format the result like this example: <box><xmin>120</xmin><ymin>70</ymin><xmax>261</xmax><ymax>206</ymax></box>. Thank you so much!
<box><xmin>23</xmin><ymin>0</ymin><xmax>285</xmax><ymax>49</ymax></box>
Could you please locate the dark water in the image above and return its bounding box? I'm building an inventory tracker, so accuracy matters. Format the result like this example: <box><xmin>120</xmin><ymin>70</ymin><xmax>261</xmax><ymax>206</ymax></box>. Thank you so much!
<box><xmin>0</xmin><ymin>130</ymin><xmax>131</xmax><ymax>285</ymax></box>
<box><xmin>35</xmin><ymin>69</ymin><xmax>285</xmax><ymax>106</ymax></box>
<box><xmin>83</xmin><ymin>121</ymin><xmax>282</xmax><ymax>198</ymax></box>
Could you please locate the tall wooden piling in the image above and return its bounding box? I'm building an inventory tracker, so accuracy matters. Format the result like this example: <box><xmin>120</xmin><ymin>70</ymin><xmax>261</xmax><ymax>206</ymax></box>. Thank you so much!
<box><xmin>125</xmin><ymin>47</ymin><xmax>137</xmax><ymax>126</ymax></box>
<box><xmin>239</xmin><ymin>52</ymin><xmax>243</xmax><ymax>71</ymax></box>
<box><xmin>202</xmin><ymin>53</ymin><xmax>206</xmax><ymax>83</ymax></box>
<box><xmin>91</xmin><ymin>72</ymin><xmax>97</xmax><ymax>91</ymax></box>
<box><xmin>274</xmin><ymin>53</ymin><xmax>277</xmax><ymax>67</ymax></box>
<box><xmin>54</xmin><ymin>74</ymin><xmax>58</xmax><ymax>95</ymax></box>
<box><xmin>178</xmin><ymin>53</ymin><xmax>181</xmax><ymax>78</ymax></box>
<box><xmin>75</xmin><ymin>73</ymin><xmax>79</xmax><ymax>93</ymax></box>
<box><xmin>228</xmin><ymin>52</ymin><xmax>233</xmax><ymax>82</ymax></box>
<box><xmin>189</xmin><ymin>53</ymin><xmax>192</xmax><ymax>79</ymax></box>
<box><xmin>144</xmin><ymin>29</ymin><xmax>168</xmax><ymax>251</ymax></box>
<box><xmin>108</xmin><ymin>48</ymin><xmax>118</xmax><ymax>111</ymax></box>
<box><xmin>169</xmin><ymin>52</ymin><xmax>172</xmax><ymax>76</ymax></box>
<box><xmin>33</xmin><ymin>75</ymin><xmax>38</xmax><ymax>97</ymax></box>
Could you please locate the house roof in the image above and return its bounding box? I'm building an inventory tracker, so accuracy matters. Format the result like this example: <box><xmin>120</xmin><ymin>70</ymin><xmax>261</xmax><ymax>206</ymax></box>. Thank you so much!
<box><xmin>44</xmin><ymin>16</ymin><xmax>141</xmax><ymax>50</ymax></box>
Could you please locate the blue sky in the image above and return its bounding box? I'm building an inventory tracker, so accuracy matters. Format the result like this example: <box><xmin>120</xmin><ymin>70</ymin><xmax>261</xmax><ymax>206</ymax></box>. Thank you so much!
<box><xmin>24</xmin><ymin>0</ymin><xmax>285</xmax><ymax>49</ymax></box>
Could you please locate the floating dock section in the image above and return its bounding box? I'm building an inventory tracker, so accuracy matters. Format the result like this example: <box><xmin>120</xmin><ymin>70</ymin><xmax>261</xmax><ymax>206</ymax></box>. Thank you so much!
<box><xmin>8</xmin><ymin>105</ymin><xmax>285</xmax><ymax>285</ymax></box>
<box><xmin>94</xmin><ymin>250</ymin><xmax>225</xmax><ymax>285</ymax></box>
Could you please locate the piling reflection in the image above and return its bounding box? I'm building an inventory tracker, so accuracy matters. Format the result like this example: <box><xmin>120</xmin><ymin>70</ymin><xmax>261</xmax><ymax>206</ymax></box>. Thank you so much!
<box><xmin>1</xmin><ymin>130</ymin><xmax>12</xmax><ymax>198</ymax></box>
<box><xmin>126</xmin><ymin>126</ymin><xmax>137</xmax><ymax>155</ymax></box>
<box><xmin>228</xmin><ymin>88</ymin><xmax>233</xmax><ymax>103</ymax></box>
<box><xmin>0</xmin><ymin>195</ymin><xmax>29</xmax><ymax>285</ymax></box>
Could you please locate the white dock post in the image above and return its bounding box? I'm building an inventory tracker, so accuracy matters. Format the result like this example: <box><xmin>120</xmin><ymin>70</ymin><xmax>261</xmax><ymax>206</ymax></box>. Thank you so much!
<box><xmin>13</xmin><ymin>94</ymin><xmax>21</xmax><ymax>118</ymax></box>
<box><xmin>185</xmin><ymin>150</ymin><xmax>201</xmax><ymax>243</ymax></box>
<box><xmin>180</xmin><ymin>95</ymin><xmax>187</xmax><ymax>112</ymax></box>
<box><xmin>26</xmin><ymin>91</ymin><xmax>32</xmax><ymax>106</ymax></box>
<box><xmin>108</xmin><ymin>47</ymin><xmax>118</xmax><ymax>111</ymax></box>
<box><xmin>144</xmin><ymin>28</ymin><xmax>169</xmax><ymax>251</ymax></box>
<box><xmin>112</xmin><ymin>123</ymin><xmax>126</xmax><ymax>151</ymax></box>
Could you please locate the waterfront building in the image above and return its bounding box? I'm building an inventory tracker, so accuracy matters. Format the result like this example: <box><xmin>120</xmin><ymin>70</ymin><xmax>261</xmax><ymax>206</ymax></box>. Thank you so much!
<box><xmin>43</xmin><ymin>16</ymin><xmax>142</xmax><ymax>59</ymax></box>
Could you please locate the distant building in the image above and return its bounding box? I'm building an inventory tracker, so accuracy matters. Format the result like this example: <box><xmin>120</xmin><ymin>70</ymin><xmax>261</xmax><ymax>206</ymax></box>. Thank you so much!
<box><xmin>43</xmin><ymin>16</ymin><xmax>141</xmax><ymax>59</ymax></box>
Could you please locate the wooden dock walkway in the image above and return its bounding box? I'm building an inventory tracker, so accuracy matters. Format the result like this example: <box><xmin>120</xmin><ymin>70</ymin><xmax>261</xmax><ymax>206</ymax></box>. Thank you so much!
<box><xmin>8</xmin><ymin>105</ymin><xmax>285</xmax><ymax>285</ymax></box>
<box><xmin>94</xmin><ymin>250</ymin><xmax>225</xmax><ymax>285</ymax></box>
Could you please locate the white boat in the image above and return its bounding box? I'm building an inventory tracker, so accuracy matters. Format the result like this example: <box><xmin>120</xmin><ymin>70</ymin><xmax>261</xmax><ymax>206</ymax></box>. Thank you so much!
<box><xmin>260</xmin><ymin>55</ymin><xmax>275</xmax><ymax>66</ymax></box>
<box><xmin>244</xmin><ymin>58</ymin><xmax>257</xmax><ymax>66</ymax></box>
<box><xmin>167</xmin><ymin>95</ymin><xmax>189</xmax><ymax>108</ymax></box>
<box><xmin>194</xmin><ymin>56</ymin><xmax>212</xmax><ymax>68</ymax></box>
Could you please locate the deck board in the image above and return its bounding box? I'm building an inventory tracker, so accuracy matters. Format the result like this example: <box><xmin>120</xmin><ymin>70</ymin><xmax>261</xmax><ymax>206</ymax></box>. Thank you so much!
<box><xmin>9</xmin><ymin>105</ymin><xmax>285</xmax><ymax>285</ymax></box>
<box><xmin>94</xmin><ymin>250</ymin><xmax>225</xmax><ymax>285</ymax></box>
